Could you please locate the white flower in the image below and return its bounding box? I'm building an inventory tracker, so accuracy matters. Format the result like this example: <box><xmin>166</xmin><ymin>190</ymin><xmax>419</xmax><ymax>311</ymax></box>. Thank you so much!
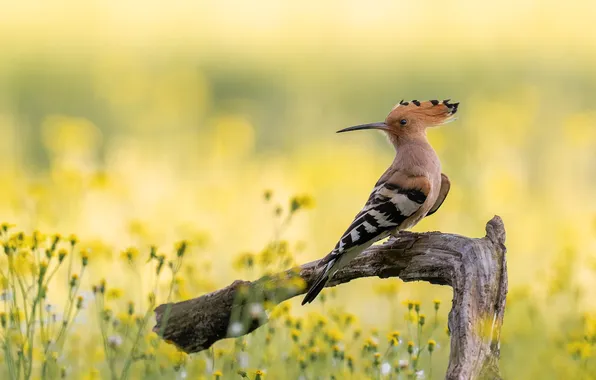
<box><xmin>381</xmin><ymin>362</ymin><xmax>391</xmax><ymax>375</ymax></box>
<box><xmin>79</xmin><ymin>290</ymin><xmax>95</xmax><ymax>304</ymax></box>
<box><xmin>228</xmin><ymin>322</ymin><xmax>245</xmax><ymax>336</ymax></box>
<box><xmin>237</xmin><ymin>352</ymin><xmax>249</xmax><ymax>368</ymax></box>
<box><xmin>248</xmin><ymin>303</ymin><xmax>263</xmax><ymax>318</ymax></box>
<box><xmin>0</xmin><ymin>291</ymin><xmax>13</xmax><ymax>301</ymax></box>
<box><xmin>416</xmin><ymin>370</ymin><xmax>425</xmax><ymax>379</ymax></box>
<box><xmin>398</xmin><ymin>359</ymin><xmax>409</xmax><ymax>367</ymax></box>
<box><xmin>108</xmin><ymin>335</ymin><xmax>123</xmax><ymax>348</ymax></box>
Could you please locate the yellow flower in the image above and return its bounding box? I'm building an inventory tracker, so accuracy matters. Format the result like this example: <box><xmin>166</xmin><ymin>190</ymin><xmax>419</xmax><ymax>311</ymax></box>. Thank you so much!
<box><xmin>282</xmin><ymin>275</ymin><xmax>306</xmax><ymax>293</ymax></box>
<box><xmin>373</xmin><ymin>279</ymin><xmax>401</xmax><ymax>297</ymax></box>
<box><xmin>172</xmin><ymin>351</ymin><xmax>188</xmax><ymax>366</ymax></box>
<box><xmin>567</xmin><ymin>341</ymin><xmax>592</xmax><ymax>359</ymax></box>
<box><xmin>76</xmin><ymin>296</ymin><xmax>84</xmax><ymax>309</ymax></box>
<box><xmin>39</xmin><ymin>261</ymin><xmax>49</xmax><ymax>278</ymax></box>
<box><xmin>373</xmin><ymin>352</ymin><xmax>381</xmax><ymax>366</ymax></box>
<box><xmin>106</xmin><ymin>288</ymin><xmax>123</xmax><ymax>300</ymax></box>
<box><xmin>404</xmin><ymin>299</ymin><xmax>414</xmax><ymax>311</ymax></box>
<box><xmin>213</xmin><ymin>370</ymin><xmax>223</xmax><ymax>379</ymax></box>
<box><xmin>117</xmin><ymin>312</ymin><xmax>134</xmax><ymax>325</ymax></box>
<box><xmin>316</xmin><ymin>315</ymin><xmax>328</xmax><ymax>328</ymax></box>
<box><xmin>428</xmin><ymin>339</ymin><xmax>436</xmax><ymax>353</ymax></box>
<box><xmin>344</xmin><ymin>313</ymin><xmax>356</xmax><ymax>326</ymax></box>
<box><xmin>50</xmin><ymin>234</ymin><xmax>61</xmax><ymax>250</ymax></box>
<box><xmin>69</xmin><ymin>274</ymin><xmax>78</xmax><ymax>288</ymax></box>
<box><xmin>325</xmin><ymin>328</ymin><xmax>343</xmax><ymax>344</ymax></box>
<box><xmin>175</xmin><ymin>240</ymin><xmax>188</xmax><ymax>257</ymax></box>
<box><xmin>290</xmin><ymin>194</ymin><xmax>315</xmax><ymax>212</ymax></box>
<box><xmin>121</xmin><ymin>247</ymin><xmax>139</xmax><ymax>263</ymax></box>
<box><xmin>291</xmin><ymin>329</ymin><xmax>300</xmax><ymax>342</ymax></box>
<box><xmin>233</xmin><ymin>252</ymin><xmax>256</xmax><ymax>270</ymax></box>
<box><xmin>257</xmin><ymin>246</ymin><xmax>276</xmax><ymax>267</ymax></box>
<box><xmin>413</xmin><ymin>301</ymin><xmax>421</xmax><ymax>313</ymax></box>
<box><xmin>82</xmin><ymin>369</ymin><xmax>101</xmax><ymax>380</ymax></box>
<box><xmin>363</xmin><ymin>337</ymin><xmax>378</xmax><ymax>351</ymax></box>
<box><xmin>263</xmin><ymin>189</ymin><xmax>273</xmax><ymax>201</ymax></box>
<box><xmin>13</xmin><ymin>250</ymin><xmax>33</xmax><ymax>276</ymax></box>
<box><xmin>58</xmin><ymin>249</ymin><xmax>68</xmax><ymax>263</ymax></box>
<box><xmin>404</xmin><ymin>311</ymin><xmax>417</xmax><ymax>323</ymax></box>
<box><xmin>418</xmin><ymin>314</ymin><xmax>426</xmax><ymax>326</ymax></box>
<box><xmin>81</xmin><ymin>249</ymin><xmax>89</xmax><ymax>266</ymax></box>
<box><xmin>12</xmin><ymin>333</ymin><xmax>25</xmax><ymax>347</ymax></box>
<box><xmin>388</xmin><ymin>331</ymin><xmax>401</xmax><ymax>345</ymax></box>
<box><xmin>1</xmin><ymin>223</ymin><xmax>15</xmax><ymax>232</ymax></box>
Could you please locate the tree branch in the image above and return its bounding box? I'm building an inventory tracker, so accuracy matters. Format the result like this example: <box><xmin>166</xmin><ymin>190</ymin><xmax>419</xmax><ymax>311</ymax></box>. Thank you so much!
<box><xmin>154</xmin><ymin>216</ymin><xmax>507</xmax><ymax>380</ymax></box>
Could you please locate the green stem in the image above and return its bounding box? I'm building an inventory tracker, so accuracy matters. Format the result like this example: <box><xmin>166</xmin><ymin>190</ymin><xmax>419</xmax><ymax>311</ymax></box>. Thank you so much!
<box><xmin>429</xmin><ymin>352</ymin><xmax>433</xmax><ymax>379</ymax></box>
<box><xmin>119</xmin><ymin>306</ymin><xmax>153</xmax><ymax>380</ymax></box>
<box><xmin>54</xmin><ymin>267</ymin><xmax>85</xmax><ymax>349</ymax></box>
<box><xmin>7</xmin><ymin>254</ymin><xmax>26</xmax><ymax>379</ymax></box>
<box><xmin>120</xmin><ymin>260</ymin><xmax>173</xmax><ymax>380</ymax></box>
<box><xmin>96</xmin><ymin>295</ymin><xmax>118</xmax><ymax>380</ymax></box>
<box><xmin>24</xmin><ymin>270</ymin><xmax>48</xmax><ymax>380</ymax></box>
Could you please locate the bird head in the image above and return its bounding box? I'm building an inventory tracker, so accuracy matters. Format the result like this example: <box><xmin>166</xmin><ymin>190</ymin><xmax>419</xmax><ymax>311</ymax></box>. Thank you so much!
<box><xmin>337</xmin><ymin>99</ymin><xmax>459</xmax><ymax>138</ymax></box>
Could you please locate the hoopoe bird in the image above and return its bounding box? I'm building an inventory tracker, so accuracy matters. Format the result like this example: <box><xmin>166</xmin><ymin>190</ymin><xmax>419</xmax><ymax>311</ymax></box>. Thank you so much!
<box><xmin>302</xmin><ymin>99</ymin><xmax>458</xmax><ymax>305</ymax></box>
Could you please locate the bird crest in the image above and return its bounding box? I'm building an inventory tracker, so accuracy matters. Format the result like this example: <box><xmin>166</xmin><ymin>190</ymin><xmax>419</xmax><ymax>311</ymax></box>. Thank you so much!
<box><xmin>388</xmin><ymin>99</ymin><xmax>459</xmax><ymax>126</ymax></box>
<box><xmin>392</xmin><ymin>99</ymin><xmax>458</xmax><ymax>113</ymax></box>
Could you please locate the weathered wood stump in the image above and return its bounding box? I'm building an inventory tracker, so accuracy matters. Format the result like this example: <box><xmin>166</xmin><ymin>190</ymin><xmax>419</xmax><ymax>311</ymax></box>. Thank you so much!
<box><xmin>154</xmin><ymin>216</ymin><xmax>507</xmax><ymax>380</ymax></box>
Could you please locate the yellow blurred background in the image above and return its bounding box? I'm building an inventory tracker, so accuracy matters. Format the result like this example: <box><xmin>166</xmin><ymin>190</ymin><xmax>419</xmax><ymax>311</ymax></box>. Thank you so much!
<box><xmin>1</xmin><ymin>1</ymin><xmax>596</xmax><ymax>378</ymax></box>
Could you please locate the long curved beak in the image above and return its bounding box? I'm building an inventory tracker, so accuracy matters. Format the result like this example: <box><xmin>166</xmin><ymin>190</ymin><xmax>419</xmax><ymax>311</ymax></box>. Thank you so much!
<box><xmin>336</xmin><ymin>122</ymin><xmax>390</xmax><ymax>133</ymax></box>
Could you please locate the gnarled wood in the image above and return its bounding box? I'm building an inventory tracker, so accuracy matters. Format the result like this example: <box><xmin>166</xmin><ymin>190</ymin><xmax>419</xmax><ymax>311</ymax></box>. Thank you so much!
<box><xmin>154</xmin><ymin>216</ymin><xmax>507</xmax><ymax>380</ymax></box>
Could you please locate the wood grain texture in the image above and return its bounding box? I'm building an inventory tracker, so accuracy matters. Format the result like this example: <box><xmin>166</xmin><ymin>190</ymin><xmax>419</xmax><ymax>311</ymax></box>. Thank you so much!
<box><xmin>154</xmin><ymin>216</ymin><xmax>507</xmax><ymax>380</ymax></box>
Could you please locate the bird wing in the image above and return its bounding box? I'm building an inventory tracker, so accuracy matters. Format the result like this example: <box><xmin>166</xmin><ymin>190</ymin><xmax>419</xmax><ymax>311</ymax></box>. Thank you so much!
<box><xmin>301</xmin><ymin>172</ymin><xmax>430</xmax><ymax>305</ymax></box>
<box><xmin>425</xmin><ymin>173</ymin><xmax>450</xmax><ymax>217</ymax></box>
<box><xmin>332</xmin><ymin>172</ymin><xmax>429</xmax><ymax>255</ymax></box>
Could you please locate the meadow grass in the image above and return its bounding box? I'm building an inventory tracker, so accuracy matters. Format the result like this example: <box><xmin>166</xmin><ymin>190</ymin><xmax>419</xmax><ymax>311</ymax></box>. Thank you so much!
<box><xmin>1</xmin><ymin>191</ymin><xmax>595</xmax><ymax>379</ymax></box>
<box><xmin>0</xmin><ymin>197</ymin><xmax>457</xmax><ymax>380</ymax></box>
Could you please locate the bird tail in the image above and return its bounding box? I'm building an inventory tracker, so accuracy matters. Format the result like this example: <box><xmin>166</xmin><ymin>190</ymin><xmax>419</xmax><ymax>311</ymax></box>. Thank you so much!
<box><xmin>301</xmin><ymin>258</ymin><xmax>336</xmax><ymax>305</ymax></box>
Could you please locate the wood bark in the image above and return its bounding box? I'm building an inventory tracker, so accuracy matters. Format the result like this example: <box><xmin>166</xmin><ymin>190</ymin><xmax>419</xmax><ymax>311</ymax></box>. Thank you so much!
<box><xmin>154</xmin><ymin>216</ymin><xmax>507</xmax><ymax>380</ymax></box>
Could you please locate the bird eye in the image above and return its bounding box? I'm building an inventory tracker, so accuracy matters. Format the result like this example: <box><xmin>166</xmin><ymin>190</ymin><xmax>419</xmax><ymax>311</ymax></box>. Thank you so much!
<box><xmin>399</xmin><ymin>119</ymin><xmax>407</xmax><ymax>126</ymax></box>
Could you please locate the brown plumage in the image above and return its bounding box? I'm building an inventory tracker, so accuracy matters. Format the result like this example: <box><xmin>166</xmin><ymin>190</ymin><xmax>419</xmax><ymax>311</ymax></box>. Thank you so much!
<box><xmin>302</xmin><ymin>100</ymin><xmax>457</xmax><ymax>305</ymax></box>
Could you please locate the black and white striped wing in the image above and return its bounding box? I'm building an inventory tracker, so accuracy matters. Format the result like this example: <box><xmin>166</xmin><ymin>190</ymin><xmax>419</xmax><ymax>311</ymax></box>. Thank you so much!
<box><xmin>332</xmin><ymin>182</ymin><xmax>427</xmax><ymax>254</ymax></box>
